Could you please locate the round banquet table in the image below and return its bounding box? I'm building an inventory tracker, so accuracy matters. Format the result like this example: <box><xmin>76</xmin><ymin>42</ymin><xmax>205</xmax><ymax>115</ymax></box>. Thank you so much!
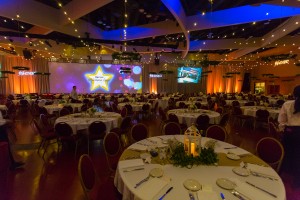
<box><xmin>118</xmin><ymin>102</ymin><xmax>151</xmax><ymax>112</ymax></box>
<box><xmin>175</xmin><ymin>101</ymin><xmax>208</xmax><ymax>107</ymax></box>
<box><xmin>225</xmin><ymin>100</ymin><xmax>249</xmax><ymax>106</ymax></box>
<box><xmin>114</xmin><ymin>135</ymin><xmax>286</xmax><ymax>200</ymax></box>
<box><xmin>240</xmin><ymin>106</ymin><xmax>280</xmax><ymax>119</ymax></box>
<box><xmin>43</xmin><ymin>103</ymin><xmax>83</xmax><ymax>114</ymax></box>
<box><xmin>54</xmin><ymin>112</ymin><xmax>121</xmax><ymax>134</ymax></box>
<box><xmin>167</xmin><ymin>109</ymin><xmax>220</xmax><ymax>126</ymax></box>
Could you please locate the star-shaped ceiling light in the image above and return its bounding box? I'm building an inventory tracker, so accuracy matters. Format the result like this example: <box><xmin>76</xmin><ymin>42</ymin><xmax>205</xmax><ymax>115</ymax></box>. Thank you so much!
<box><xmin>85</xmin><ymin>65</ymin><xmax>113</xmax><ymax>91</ymax></box>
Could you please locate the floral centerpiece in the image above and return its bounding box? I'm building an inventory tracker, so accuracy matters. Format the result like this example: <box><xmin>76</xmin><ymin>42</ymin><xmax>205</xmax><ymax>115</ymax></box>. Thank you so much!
<box><xmin>188</xmin><ymin>103</ymin><xmax>197</xmax><ymax>112</ymax></box>
<box><xmin>169</xmin><ymin>124</ymin><xmax>218</xmax><ymax>168</ymax></box>
<box><xmin>87</xmin><ymin>107</ymin><xmax>97</xmax><ymax>117</ymax></box>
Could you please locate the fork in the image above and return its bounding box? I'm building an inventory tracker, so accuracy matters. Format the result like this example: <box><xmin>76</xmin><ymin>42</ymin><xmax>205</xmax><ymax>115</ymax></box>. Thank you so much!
<box><xmin>231</xmin><ymin>190</ymin><xmax>251</xmax><ymax>200</ymax></box>
<box><xmin>134</xmin><ymin>175</ymin><xmax>150</xmax><ymax>188</ymax></box>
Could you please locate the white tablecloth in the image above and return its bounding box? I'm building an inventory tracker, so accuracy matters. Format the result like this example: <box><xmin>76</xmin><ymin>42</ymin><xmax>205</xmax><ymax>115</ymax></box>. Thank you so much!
<box><xmin>0</xmin><ymin>105</ymin><xmax>7</xmax><ymax>110</ymax></box>
<box><xmin>175</xmin><ymin>101</ymin><xmax>208</xmax><ymax>107</ymax></box>
<box><xmin>114</xmin><ymin>136</ymin><xmax>285</xmax><ymax>200</ymax></box>
<box><xmin>225</xmin><ymin>100</ymin><xmax>249</xmax><ymax>106</ymax></box>
<box><xmin>55</xmin><ymin>112</ymin><xmax>121</xmax><ymax>134</ymax></box>
<box><xmin>240</xmin><ymin>106</ymin><xmax>280</xmax><ymax>119</ymax></box>
<box><xmin>167</xmin><ymin>109</ymin><xmax>220</xmax><ymax>126</ymax></box>
<box><xmin>43</xmin><ymin>103</ymin><xmax>83</xmax><ymax>114</ymax></box>
<box><xmin>118</xmin><ymin>103</ymin><xmax>151</xmax><ymax>112</ymax></box>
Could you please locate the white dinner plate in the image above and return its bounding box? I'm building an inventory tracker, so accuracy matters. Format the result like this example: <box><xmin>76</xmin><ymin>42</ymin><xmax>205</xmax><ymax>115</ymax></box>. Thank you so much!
<box><xmin>149</xmin><ymin>168</ymin><xmax>164</xmax><ymax>178</ymax></box>
<box><xmin>216</xmin><ymin>178</ymin><xmax>236</xmax><ymax>190</ymax></box>
<box><xmin>232</xmin><ymin>167</ymin><xmax>250</xmax><ymax>177</ymax></box>
<box><xmin>183</xmin><ymin>179</ymin><xmax>202</xmax><ymax>191</ymax></box>
<box><xmin>226</xmin><ymin>153</ymin><xmax>241</xmax><ymax>160</ymax></box>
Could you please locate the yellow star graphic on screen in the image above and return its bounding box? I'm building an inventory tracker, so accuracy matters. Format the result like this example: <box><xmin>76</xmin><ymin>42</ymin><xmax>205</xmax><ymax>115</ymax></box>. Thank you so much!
<box><xmin>85</xmin><ymin>66</ymin><xmax>113</xmax><ymax>91</ymax></box>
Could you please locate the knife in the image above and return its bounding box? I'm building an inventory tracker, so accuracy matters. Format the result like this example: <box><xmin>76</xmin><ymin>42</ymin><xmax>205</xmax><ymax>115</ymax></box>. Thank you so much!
<box><xmin>245</xmin><ymin>181</ymin><xmax>277</xmax><ymax>198</ymax></box>
<box><xmin>158</xmin><ymin>186</ymin><xmax>173</xmax><ymax>200</ymax></box>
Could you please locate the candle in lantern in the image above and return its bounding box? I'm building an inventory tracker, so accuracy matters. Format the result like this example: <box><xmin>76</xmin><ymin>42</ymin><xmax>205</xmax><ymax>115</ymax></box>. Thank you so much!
<box><xmin>191</xmin><ymin>142</ymin><xmax>195</xmax><ymax>156</ymax></box>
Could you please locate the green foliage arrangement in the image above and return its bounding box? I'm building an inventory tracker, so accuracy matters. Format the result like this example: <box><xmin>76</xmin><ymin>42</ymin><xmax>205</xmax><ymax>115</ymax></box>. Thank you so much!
<box><xmin>170</xmin><ymin>143</ymin><xmax>218</xmax><ymax>168</ymax></box>
<box><xmin>261</xmin><ymin>54</ymin><xmax>297</xmax><ymax>62</ymax></box>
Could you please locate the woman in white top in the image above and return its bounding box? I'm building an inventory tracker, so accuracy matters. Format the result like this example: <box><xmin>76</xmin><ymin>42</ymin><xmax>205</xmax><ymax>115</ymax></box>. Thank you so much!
<box><xmin>278</xmin><ymin>85</ymin><xmax>300</xmax><ymax>185</ymax></box>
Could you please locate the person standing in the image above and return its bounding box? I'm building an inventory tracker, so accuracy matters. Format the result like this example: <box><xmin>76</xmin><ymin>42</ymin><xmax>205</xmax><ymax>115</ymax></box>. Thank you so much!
<box><xmin>278</xmin><ymin>85</ymin><xmax>300</xmax><ymax>185</ymax></box>
<box><xmin>70</xmin><ymin>85</ymin><xmax>78</xmax><ymax>100</ymax></box>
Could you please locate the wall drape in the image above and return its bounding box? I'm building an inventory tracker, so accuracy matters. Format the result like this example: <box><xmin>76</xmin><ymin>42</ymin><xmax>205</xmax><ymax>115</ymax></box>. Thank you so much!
<box><xmin>0</xmin><ymin>56</ymin><xmax>49</xmax><ymax>95</ymax></box>
<box><xmin>206</xmin><ymin>65</ymin><xmax>244</xmax><ymax>94</ymax></box>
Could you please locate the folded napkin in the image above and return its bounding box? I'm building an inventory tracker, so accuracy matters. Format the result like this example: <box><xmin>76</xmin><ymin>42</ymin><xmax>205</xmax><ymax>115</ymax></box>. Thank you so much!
<box><xmin>118</xmin><ymin>159</ymin><xmax>144</xmax><ymax>169</ymax></box>
<box><xmin>128</xmin><ymin>143</ymin><xmax>148</xmax><ymax>151</ymax></box>
<box><xmin>227</xmin><ymin>148</ymin><xmax>250</xmax><ymax>156</ymax></box>
<box><xmin>246</xmin><ymin>163</ymin><xmax>278</xmax><ymax>178</ymax></box>
<box><xmin>135</xmin><ymin>178</ymin><xmax>168</xmax><ymax>200</ymax></box>
<box><xmin>230</xmin><ymin>179</ymin><xmax>275</xmax><ymax>200</ymax></box>
<box><xmin>198</xmin><ymin>191</ymin><xmax>218</xmax><ymax>199</ymax></box>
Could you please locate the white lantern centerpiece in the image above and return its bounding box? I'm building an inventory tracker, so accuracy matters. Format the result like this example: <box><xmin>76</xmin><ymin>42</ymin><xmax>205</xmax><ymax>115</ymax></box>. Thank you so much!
<box><xmin>184</xmin><ymin>124</ymin><xmax>201</xmax><ymax>156</ymax></box>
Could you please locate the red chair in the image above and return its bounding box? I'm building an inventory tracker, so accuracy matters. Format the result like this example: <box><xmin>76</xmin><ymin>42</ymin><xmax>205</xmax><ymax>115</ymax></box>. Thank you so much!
<box><xmin>55</xmin><ymin>122</ymin><xmax>82</xmax><ymax>158</ymax></box>
<box><xmin>78</xmin><ymin>154</ymin><xmax>100</xmax><ymax>200</ymax></box>
<box><xmin>87</xmin><ymin>121</ymin><xmax>106</xmax><ymax>154</ymax></box>
<box><xmin>195</xmin><ymin>114</ymin><xmax>210</xmax><ymax>133</ymax></box>
<box><xmin>206</xmin><ymin>125</ymin><xmax>227</xmax><ymax>141</ymax></box>
<box><xmin>163</xmin><ymin>122</ymin><xmax>181</xmax><ymax>135</ymax></box>
<box><xmin>256</xmin><ymin>137</ymin><xmax>284</xmax><ymax>172</ymax></box>
<box><xmin>168</xmin><ymin>113</ymin><xmax>187</xmax><ymax>132</ymax></box>
<box><xmin>254</xmin><ymin>109</ymin><xmax>270</xmax><ymax>130</ymax></box>
<box><xmin>103</xmin><ymin>132</ymin><xmax>122</xmax><ymax>174</ymax></box>
<box><xmin>130</xmin><ymin>123</ymin><xmax>148</xmax><ymax>143</ymax></box>
<box><xmin>120</xmin><ymin>107</ymin><xmax>127</xmax><ymax>118</ymax></box>
<box><xmin>33</xmin><ymin>119</ymin><xmax>57</xmax><ymax>158</ymax></box>
<box><xmin>59</xmin><ymin>108</ymin><xmax>71</xmax><ymax>116</ymax></box>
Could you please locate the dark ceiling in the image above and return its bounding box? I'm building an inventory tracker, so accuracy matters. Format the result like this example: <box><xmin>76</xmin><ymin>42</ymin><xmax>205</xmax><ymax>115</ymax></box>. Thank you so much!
<box><xmin>0</xmin><ymin>0</ymin><xmax>298</xmax><ymax>60</ymax></box>
<box><xmin>80</xmin><ymin>0</ymin><xmax>174</xmax><ymax>30</ymax></box>
<box><xmin>180</xmin><ymin>0</ymin><xmax>274</xmax><ymax>16</ymax></box>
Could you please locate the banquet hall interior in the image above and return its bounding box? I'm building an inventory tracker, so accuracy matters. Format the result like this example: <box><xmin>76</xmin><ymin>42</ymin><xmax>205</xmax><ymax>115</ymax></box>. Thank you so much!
<box><xmin>0</xmin><ymin>0</ymin><xmax>300</xmax><ymax>200</ymax></box>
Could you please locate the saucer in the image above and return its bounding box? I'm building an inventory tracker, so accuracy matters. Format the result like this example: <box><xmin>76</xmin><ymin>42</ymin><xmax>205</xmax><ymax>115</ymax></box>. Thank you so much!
<box><xmin>149</xmin><ymin>168</ymin><xmax>164</xmax><ymax>178</ymax></box>
<box><xmin>232</xmin><ymin>167</ymin><xmax>250</xmax><ymax>177</ymax></box>
<box><xmin>183</xmin><ymin>179</ymin><xmax>202</xmax><ymax>191</ymax></box>
<box><xmin>226</xmin><ymin>153</ymin><xmax>241</xmax><ymax>160</ymax></box>
<box><xmin>216</xmin><ymin>178</ymin><xmax>236</xmax><ymax>190</ymax></box>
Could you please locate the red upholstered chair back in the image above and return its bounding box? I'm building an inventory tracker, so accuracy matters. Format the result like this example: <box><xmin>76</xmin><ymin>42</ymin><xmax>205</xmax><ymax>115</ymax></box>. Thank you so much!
<box><xmin>55</xmin><ymin>122</ymin><xmax>73</xmax><ymax>137</ymax></box>
<box><xmin>195</xmin><ymin>114</ymin><xmax>210</xmax><ymax>131</ymax></box>
<box><xmin>59</xmin><ymin>108</ymin><xmax>70</xmax><ymax>116</ymax></box>
<box><xmin>256</xmin><ymin>137</ymin><xmax>284</xmax><ymax>172</ymax></box>
<box><xmin>78</xmin><ymin>154</ymin><xmax>95</xmax><ymax>191</ymax></box>
<box><xmin>120</xmin><ymin>107</ymin><xmax>127</xmax><ymax>118</ymax></box>
<box><xmin>168</xmin><ymin>113</ymin><xmax>179</xmax><ymax>123</ymax></box>
<box><xmin>130</xmin><ymin>123</ymin><xmax>148</xmax><ymax>143</ymax></box>
<box><xmin>163</xmin><ymin>122</ymin><xmax>181</xmax><ymax>135</ymax></box>
<box><xmin>206</xmin><ymin>125</ymin><xmax>227</xmax><ymax>141</ymax></box>
<box><xmin>219</xmin><ymin>113</ymin><xmax>230</xmax><ymax>127</ymax></box>
<box><xmin>0</xmin><ymin>142</ymin><xmax>9</xmax><ymax>172</ymax></box>
<box><xmin>103</xmin><ymin>132</ymin><xmax>121</xmax><ymax>172</ymax></box>
<box><xmin>88</xmin><ymin>121</ymin><xmax>106</xmax><ymax>138</ymax></box>
<box><xmin>78</xmin><ymin>154</ymin><xmax>96</xmax><ymax>199</ymax></box>
<box><xmin>104</xmin><ymin>132</ymin><xmax>121</xmax><ymax>156</ymax></box>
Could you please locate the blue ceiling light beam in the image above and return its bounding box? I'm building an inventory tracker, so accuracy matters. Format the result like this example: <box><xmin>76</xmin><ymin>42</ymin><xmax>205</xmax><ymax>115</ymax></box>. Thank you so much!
<box><xmin>161</xmin><ymin>0</ymin><xmax>190</xmax><ymax>58</ymax></box>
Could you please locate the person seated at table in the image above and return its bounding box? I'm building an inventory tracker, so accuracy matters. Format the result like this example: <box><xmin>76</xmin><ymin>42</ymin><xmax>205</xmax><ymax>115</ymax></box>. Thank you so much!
<box><xmin>0</xmin><ymin>113</ymin><xmax>24</xmax><ymax>170</ymax></box>
<box><xmin>278</xmin><ymin>85</ymin><xmax>300</xmax><ymax>185</ymax></box>
<box><xmin>70</xmin><ymin>85</ymin><xmax>78</xmax><ymax>100</ymax></box>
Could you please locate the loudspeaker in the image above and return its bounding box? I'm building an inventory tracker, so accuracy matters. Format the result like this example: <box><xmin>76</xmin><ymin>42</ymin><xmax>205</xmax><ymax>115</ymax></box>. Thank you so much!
<box><xmin>154</xmin><ymin>57</ymin><xmax>159</xmax><ymax>65</ymax></box>
<box><xmin>23</xmin><ymin>49</ymin><xmax>32</xmax><ymax>59</ymax></box>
